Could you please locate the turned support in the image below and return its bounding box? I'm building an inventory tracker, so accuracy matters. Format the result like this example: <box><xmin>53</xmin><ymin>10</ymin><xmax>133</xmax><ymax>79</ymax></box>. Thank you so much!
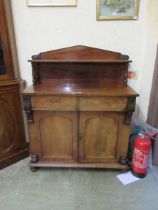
<box><xmin>31</xmin><ymin>62</ymin><xmax>40</xmax><ymax>85</ymax></box>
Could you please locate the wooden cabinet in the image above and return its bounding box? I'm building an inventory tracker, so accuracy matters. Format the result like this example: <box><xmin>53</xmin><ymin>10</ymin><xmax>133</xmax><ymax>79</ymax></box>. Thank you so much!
<box><xmin>0</xmin><ymin>0</ymin><xmax>29</xmax><ymax>169</ymax></box>
<box><xmin>22</xmin><ymin>45</ymin><xmax>138</xmax><ymax>170</ymax></box>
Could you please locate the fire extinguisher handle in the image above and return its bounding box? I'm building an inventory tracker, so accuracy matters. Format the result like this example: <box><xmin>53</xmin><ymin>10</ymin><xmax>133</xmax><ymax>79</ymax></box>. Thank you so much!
<box><xmin>141</xmin><ymin>131</ymin><xmax>158</xmax><ymax>140</ymax></box>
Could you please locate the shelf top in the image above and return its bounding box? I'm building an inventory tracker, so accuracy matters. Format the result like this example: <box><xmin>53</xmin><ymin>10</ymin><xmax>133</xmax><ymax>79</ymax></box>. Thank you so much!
<box><xmin>22</xmin><ymin>79</ymin><xmax>138</xmax><ymax>97</ymax></box>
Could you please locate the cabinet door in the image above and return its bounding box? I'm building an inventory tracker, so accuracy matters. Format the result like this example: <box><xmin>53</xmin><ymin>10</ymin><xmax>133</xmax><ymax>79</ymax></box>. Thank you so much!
<box><xmin>79</xmin><ymin>112</ymin><xmax>130</xmax><ymax>163</ymax></box>
<box><xmin>0</xmin><ymin>83</ymin><xmax>28</xmax><ymax>168</ymax></box>
<box><xmin>29</xmin><ymin>111</ymin><xmax>78</xmax><ymax>163</ymax></box>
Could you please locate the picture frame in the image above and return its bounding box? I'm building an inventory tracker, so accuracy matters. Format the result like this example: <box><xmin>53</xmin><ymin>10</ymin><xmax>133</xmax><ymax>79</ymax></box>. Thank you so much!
<box><xmin>96</xmin><ymin>0</ymin><xmax>140</xmax><ymax>20</ymax></box>
<box><xmin>27</xmin><ymin>0</ymin><xmax>77</xmax><ymax>7</ymax></box>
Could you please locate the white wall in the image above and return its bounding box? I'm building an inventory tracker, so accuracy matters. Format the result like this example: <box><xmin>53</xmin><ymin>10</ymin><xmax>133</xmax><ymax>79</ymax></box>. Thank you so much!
<box><xmin>138</xmin><ymin>0</ymin><xmax>158</xmax><ymax>121</ymax></box>
<box><xmin>11</xmin><ymin>0</ymin><xmax>158</xmax><ymax>120</ymax></box>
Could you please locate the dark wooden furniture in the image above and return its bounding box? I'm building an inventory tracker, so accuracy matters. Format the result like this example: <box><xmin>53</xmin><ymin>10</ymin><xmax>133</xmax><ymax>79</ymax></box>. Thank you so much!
<box><xmin>0</xmin><ymin>0</ymin><xmax>29</xmax><ymax>169</ymax></box>
<box><xmin>22</xmin><ymin>45</ymin><xmax>138</xmax><ymax>171</ymax></box>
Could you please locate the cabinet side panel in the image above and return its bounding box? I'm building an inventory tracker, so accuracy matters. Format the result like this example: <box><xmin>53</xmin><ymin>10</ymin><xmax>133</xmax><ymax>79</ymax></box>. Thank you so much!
<box><xmin>116</xmin><ymin>117</ymin><xmax>130</xmax><ymax>158</ymax></box>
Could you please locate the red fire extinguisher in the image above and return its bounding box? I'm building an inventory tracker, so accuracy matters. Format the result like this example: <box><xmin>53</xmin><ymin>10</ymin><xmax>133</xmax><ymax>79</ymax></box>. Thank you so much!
<box><xmin>132</xmin><ymin>132</ymin><xmax>157</xmax><ymax>178</ymax></box>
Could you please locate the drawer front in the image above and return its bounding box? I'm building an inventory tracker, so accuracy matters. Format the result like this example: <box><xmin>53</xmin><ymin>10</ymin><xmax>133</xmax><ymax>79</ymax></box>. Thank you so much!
<box><xmin>79</xmin><ymin>97</ymin><xmax>128</xmax><ymax>111</ymax></box>
<box><xmin>31</xmin><ymin>96</ymin><xmax>77</xmax><ymax>111</ymax></box>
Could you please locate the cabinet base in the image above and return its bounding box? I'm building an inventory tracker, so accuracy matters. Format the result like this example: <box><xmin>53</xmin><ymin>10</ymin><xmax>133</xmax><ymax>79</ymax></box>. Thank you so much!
<box><xmin>0</xmin><ymin>145</ymin><xmax>29</xmax><ymax>170</ymax></box>
<box><xmin>30</xmin><ymin>161</ymin><xmax>129</xmax><ymax>170</ymax></box>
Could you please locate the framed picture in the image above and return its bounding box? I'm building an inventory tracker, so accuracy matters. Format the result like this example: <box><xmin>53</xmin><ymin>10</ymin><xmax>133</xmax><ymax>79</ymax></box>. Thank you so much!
<box><xmin>27</xmin><ymin>0</ymin><xmax>77</xmax><ymax>7</ymax></box>
<box><xmin>97</xmin><ymin>0</ymin><xmax>140</xmax><ymax>20</ymax></box>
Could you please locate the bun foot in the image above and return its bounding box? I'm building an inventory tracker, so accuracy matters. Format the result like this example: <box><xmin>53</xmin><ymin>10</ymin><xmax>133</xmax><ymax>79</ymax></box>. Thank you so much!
<box><xmin>30</xmin><ymin>166</ymin><xmax>38</xmax><ymax>172</ymax></box>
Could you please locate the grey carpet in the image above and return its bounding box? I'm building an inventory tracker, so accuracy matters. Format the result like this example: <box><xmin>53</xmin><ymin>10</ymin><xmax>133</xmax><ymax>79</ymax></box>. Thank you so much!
<box><xmin>0</xmin><ymin>158</ymin><xmax>158</xmax><ymax>210</ymax></box>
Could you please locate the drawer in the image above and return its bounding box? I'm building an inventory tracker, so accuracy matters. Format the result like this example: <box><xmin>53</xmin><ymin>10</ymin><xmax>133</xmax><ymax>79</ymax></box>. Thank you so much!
<box><xmin>31</xmin><ymin>96</ymin><xmax>77</xmax><ymax>111</ymax></box>
<box><xmin>79</xmin><ymin>97</ymin><xmax>128</xmax><ymax>111</ymax></box>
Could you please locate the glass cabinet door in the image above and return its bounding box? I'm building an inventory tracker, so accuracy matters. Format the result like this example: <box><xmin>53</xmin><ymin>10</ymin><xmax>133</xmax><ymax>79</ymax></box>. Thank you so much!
<box><xmin>0</xmin><ymin>35</ymin><xmax>6</xmax><ymax>75</ymax></box>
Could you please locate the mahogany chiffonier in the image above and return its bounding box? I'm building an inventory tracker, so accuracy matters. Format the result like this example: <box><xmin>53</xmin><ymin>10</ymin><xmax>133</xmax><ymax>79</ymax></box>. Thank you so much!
<box><xmin>22</xmin><ymin>45</ymin><xmax>139</xmax><ymax>171</ymax></box>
